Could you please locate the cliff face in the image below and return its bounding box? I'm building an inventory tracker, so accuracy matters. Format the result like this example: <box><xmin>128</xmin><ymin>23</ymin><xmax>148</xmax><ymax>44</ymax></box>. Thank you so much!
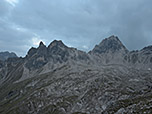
<box><xmin>0</xmin><ymin>36</ymin><xmax>152</xmax><ymax>114</ymax></box>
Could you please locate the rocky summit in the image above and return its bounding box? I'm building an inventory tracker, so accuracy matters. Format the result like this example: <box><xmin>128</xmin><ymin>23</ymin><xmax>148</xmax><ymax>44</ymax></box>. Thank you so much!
<box><xmin>91</xmin><ymin>35</ymin><xmax>128</xmax><ymax>54</ymax></box>
<box><xmin>0</xmin><ymin>35</ymin><xmax>152</xmax><ymax>114</ymax></box>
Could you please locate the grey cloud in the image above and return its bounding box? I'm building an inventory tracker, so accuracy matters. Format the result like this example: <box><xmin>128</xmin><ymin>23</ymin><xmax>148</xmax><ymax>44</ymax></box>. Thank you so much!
<box><xmin>0</xmin><ymin>19</ymin><xmax>34</xmax><ymax>56</ymax></box>
<box><xmin>0</xmin><ymin>0</ymin><xmax>12</xmax><ymax>16</ymax></box>
<box><xmin>108</xmin><ymin>0</ymin><xmax>152</xmax><ymax>50</ymax></box>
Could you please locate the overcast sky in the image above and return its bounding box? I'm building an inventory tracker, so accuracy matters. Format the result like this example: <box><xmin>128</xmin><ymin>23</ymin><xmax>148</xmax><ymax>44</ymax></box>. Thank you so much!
<box><xmin>0</xmin><ymin>0</ymin><xmax>152</xmax><ymax>56</ymax></box>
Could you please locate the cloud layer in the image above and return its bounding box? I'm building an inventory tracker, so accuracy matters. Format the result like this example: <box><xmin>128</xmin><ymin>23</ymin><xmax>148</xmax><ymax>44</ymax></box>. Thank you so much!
<box><xmin>0</xmin><ymin>0</ymin><xmax>152</xmax><ymax>56</ymax></box>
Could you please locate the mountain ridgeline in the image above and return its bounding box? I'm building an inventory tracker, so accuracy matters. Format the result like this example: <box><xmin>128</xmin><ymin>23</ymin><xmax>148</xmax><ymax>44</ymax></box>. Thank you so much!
<box><xmin>18</xmin><ymin>35</ymin><xmax>152</xmax><ymax>70</ymax></box>
<box><xmin>0</xmin><ymin>51</ymin><xmax>17</xmax><ymax>61</ymax></box>
<box><xmin>0</xmin><ymin>35</ymin><xmax>152</xmax><ymax>114</ymax></box>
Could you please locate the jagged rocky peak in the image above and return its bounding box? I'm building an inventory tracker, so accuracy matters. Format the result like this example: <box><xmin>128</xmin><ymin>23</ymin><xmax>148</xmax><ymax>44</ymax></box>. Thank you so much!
<box><xmin>48</xmin><ymin>40</ymin><xmax>67</xmax><ymax>49</ymax></box>
<box><xmin>47</xmin><ymin>40</ymin><xmax>71</xmax><ymax>61</ymax></box>
<box><xmin>91</xmin><ymin>35</ymin><xmax>128</xmax><ymax>54</ymax></box>
<box><xmin>47</xmin><ymin>40</ymin><xmax>70</xmax><ymax>58</ymax></box>
<box><xmin>38</xmin><ymin>41</ymin><xmax>46</xmax><ymax>48</ymax></box>
<box><xmin>37</xmin><ymin>41</ymin><xmax>47</xmax><ymax>55</ymax></box>
<box><xmin>26</xmin><ymin>40</ymin><xmax>68</xmax><ymax>59</ymax></box>
<box><xmin>27</xmin><ymin>41</ymin><xmax>47</xmax><ymax>58</ymax></box>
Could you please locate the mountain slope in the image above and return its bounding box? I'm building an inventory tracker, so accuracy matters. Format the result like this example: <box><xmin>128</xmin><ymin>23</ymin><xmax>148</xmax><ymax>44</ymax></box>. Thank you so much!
<box><xmin>0</xmin><ymin>63</ymin><xmax>151</xmax><ymax>114</ymax></box>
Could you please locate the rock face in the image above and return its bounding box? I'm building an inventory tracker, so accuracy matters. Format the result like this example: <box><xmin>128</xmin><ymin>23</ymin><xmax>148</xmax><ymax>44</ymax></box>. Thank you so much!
<box><xmin>0</xmin><ymin>51</ymin><xmax>17</xmax><ymax>61</ymax></box>
<box><xmin>0</xmin><ymin>36</ymin><xmax>152</xmax><ymax>114</ymax></box>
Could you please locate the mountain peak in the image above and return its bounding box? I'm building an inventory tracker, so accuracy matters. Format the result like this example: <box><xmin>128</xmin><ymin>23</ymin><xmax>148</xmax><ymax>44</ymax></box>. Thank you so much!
<box><xmin>38</xmin><ymin>41</ymin><xmax>46</xmax><ymax>48</ymax></box>
<box><xmin>27</xmin><ymin>41</ymin><xmax>47</xmax><ymax>58</ymax></box>
<box><xmin>101</xmin><ymin>35</ymin><xmax>121</xmax><ymax>45</ymax></box>
<box><xmin>106</xmin><ymin>35</ymin><xmax>120</xmax><ymax>41</ymax></box>
<box><xmin>48</xmin><ymin>40</ymin><xmax>67</xmax><ymax>49</ymax></box>
<box><xmin>91</xmin><ymin>35</ymin><xmax>128</xmax><ymax>54</ymax></box>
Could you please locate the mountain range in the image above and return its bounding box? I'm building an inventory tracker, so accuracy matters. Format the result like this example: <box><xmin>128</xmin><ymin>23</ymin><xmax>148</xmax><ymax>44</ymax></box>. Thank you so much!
<box><xmin>0</xmin><ymin>51</ymin><xmax>17</xmax><ymax>61</ymax></box>
<box><xmin>0</xmin><ymin>35</ymin><xmax>152</xmax><ymax>114</ymax></box>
